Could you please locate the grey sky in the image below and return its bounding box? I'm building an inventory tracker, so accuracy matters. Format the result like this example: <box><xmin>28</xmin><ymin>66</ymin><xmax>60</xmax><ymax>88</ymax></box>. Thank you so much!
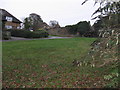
<box><xmin>0</xmin><ymin>0</ymin><xmax>99</xmax><ymax>27</ymax></box>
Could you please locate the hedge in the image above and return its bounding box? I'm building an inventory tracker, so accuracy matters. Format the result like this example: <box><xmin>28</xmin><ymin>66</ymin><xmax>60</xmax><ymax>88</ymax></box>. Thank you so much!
<box><xmin>8</xmin><ymin>29</ymin><xmax>49</xmax><ymax>38</ymax></box>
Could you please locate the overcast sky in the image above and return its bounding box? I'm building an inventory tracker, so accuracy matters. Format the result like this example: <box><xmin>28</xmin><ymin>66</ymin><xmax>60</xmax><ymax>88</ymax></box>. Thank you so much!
<box><xmin>0</xmin><ymin>0</ymin><xmax>99</xmax><ymax>27</ymax></box>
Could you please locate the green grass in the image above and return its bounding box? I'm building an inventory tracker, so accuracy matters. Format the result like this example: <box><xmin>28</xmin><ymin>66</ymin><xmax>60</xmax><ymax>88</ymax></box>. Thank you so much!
<box><xmin>2</xmin><ymin>38</ymin><xmax>118</xmax><ymax>88</ymax></box>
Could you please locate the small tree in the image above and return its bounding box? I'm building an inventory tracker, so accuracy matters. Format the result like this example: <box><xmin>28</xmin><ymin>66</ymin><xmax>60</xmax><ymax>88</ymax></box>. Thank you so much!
<box><xmin>77</xmin><ymin>21</ymin><xmax>91</xmax><ymax>36</ymax></box>
<box><xmin>23</xmin><ymin>17</ymin><xmax>32</xmax><ymax>30</ymax></box>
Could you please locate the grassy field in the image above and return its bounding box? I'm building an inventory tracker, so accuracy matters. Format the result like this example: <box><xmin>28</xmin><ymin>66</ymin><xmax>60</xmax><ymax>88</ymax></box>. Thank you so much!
<box><xmin>2</xmin><ymin>38</ymin><xmax>118</xmax><ymax>88</ymax></box>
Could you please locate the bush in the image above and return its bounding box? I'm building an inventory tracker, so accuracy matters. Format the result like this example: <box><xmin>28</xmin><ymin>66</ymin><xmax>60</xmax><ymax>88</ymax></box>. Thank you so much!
<box><xmin>35</xmin><ymin>29</ymin><xmax>49</xmax><ymax>37</ymax></box>
<box><xmin>2</xmin><ymin>31</ymin><xmax>11</xmax><ymax>40</ymax></box>
<box><xmin>8</xmin><ymin>29</ymin><xmax>49</xmax><ymax>38</ymax></box>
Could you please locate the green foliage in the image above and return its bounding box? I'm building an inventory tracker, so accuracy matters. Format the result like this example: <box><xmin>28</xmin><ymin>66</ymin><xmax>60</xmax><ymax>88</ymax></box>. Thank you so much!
<box><xmin>34</xmin><ymin>29</ymin><xmax>49</xmax><ymax>38</ymax></box>
<box><xmin>104</xmin><ymin>75</ymin><xmax>113</xmax><ymax>80</ymax></box>
<box><xmin>93</xmin><ymin>20</ymin><xmax>103</xmax><ymax>31</ymax></box>
<box><xmin>65</xmin><ymin>25</ymin><xmax>77</xmax><ymax>34</ymax></box>
<box><xmin>77</xmin><ymin>21</ymin><xmax>91</xmax><ymax>36</ymax></box>
<box><xmin>82</xmin><ymin>0</ymin><xmax>120</xmax><ymax>29</ymax></box>
<box><xmin>23</xmin><ymin>18</ymin><xmax>32</xmax><ymax>30</ymax></box>
<box><xmin>84</xmin><ymin>17</ymin><xmax>119</xmax><ymax>89</ymax></box>
<box><xmin>65</xmin><ymin>21</ymin><xmax>91</xmax><ymax>37</ymax></box>
<box><xmin>2</xmin><ymin>31</ymin><xmax>11</xmax><ymax>40</ymax></box>
<box><xmin>8</xmin><ymin>29</ymin><xmax>49</xmax><ymax>38</ymax></box>
<box><xmin>82</xmin><ymin>1</ymin><xmax>119</xmax><ymax>88</ymax></box>
<box><xmin>103</xmin><ymin>66</ymin><xmax>119</xmax><ymax>88</ymax></box>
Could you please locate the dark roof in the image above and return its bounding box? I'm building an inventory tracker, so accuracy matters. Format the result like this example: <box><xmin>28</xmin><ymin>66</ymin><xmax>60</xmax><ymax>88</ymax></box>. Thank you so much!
<box><xmin>0</xmin><ymin>9</ymin><xmax>22</xmax><ymax>23</ymax></box>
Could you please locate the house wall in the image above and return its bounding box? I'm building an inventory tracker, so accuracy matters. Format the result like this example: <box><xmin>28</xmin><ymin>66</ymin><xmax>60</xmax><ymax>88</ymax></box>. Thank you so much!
<box><xmin>5</xmin><ymin>21</ymin><xmax>20</xmax><ymax>29</ymax></box>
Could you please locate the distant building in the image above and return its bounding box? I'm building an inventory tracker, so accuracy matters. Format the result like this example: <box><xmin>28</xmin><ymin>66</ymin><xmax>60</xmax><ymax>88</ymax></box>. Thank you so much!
<box><xmin>0</xmin><ymin>9</ymin><xmax>22</xmax><ymax>30</ymax></box>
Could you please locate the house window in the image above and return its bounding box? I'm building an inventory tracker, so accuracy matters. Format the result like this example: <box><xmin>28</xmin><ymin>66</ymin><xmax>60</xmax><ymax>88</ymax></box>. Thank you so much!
<box><xmin>5</xmin><ymin>25</ymin><xmax>12</xmax><ymax>29</ymax></box>
<box><xmin>6</xmin><ymin>16</ymin><xmax>13</xmax><ymax>22</ymax></box>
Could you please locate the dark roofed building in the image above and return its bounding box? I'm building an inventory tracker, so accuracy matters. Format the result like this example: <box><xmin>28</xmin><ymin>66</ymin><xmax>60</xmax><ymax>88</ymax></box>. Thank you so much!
<box><xmin>0</xmin><ymin>9</ymin><xmax>22</xmax><ymax>30</ymax></box>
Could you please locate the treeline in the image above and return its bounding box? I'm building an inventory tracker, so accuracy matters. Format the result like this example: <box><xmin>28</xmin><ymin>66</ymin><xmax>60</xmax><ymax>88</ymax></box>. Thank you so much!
<box><xmin>65</xmin><ymin>21</ymin><xmax>98</xmax><ymax>37</ymax></box>
<box><xmin>65</xmin><ymin>13</ymin><xmax>120</xmax><ymax>38</ymax></box>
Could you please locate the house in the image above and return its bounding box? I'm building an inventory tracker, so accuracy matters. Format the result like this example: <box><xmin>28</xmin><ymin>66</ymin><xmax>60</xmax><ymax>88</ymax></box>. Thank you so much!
<box><xmin>0</xmin><ymin>9</ymin><xmax>22</xmax><ymax>30</ymax></box>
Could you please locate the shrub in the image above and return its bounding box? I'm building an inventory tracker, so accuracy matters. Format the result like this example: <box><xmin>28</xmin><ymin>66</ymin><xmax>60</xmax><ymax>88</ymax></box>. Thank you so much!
<box><xmin>2</xmin><ymin>31</ymin><xmax>11</xmax><ymax>40</ymax></box>
<box><xmin>9</xmin><ymin>29</ymin><xmax>29</xmax><ymax>37</ymax></box>
<box><xmin>8</xmin><ymin>29</ymin><xmax>49</xmax><ymax>38</ymax></box>
<box><xmin>35</xmin><ymin>29</ymin><xmax>49</xmax><ymax>37</ymax></box>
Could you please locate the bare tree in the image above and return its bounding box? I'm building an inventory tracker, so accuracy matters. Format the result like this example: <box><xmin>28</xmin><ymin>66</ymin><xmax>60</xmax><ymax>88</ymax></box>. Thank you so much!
<box><xmin>49</xmin><ymin>20</ymin><xmax>60</xmax><ymax>28</ymax></box>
